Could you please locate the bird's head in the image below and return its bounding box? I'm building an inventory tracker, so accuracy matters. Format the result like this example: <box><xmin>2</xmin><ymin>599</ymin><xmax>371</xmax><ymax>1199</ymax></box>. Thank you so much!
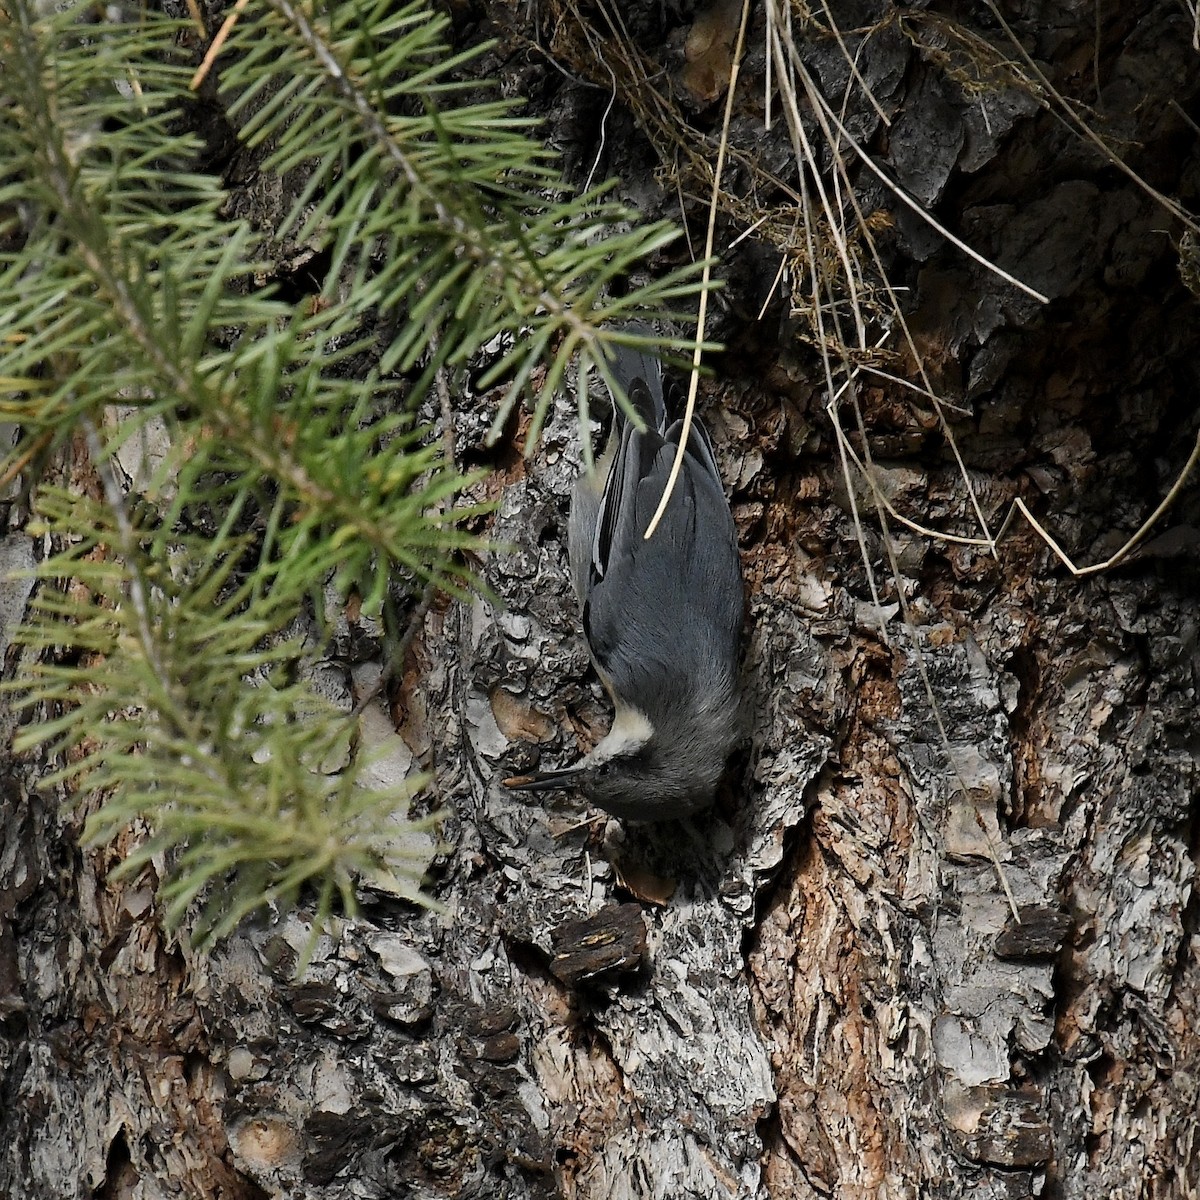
<box><xmin>504</xmin><ymin>705</ymin><xmax>727</xmax><ymax>821</ymax></box>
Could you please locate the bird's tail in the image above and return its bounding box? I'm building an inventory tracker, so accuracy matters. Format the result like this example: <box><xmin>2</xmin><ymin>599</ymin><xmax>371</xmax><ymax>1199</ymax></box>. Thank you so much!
<box><xmin>602</xmin><ymin>327</ymin><xmax>666</xmax><ymax>431</ymax></box>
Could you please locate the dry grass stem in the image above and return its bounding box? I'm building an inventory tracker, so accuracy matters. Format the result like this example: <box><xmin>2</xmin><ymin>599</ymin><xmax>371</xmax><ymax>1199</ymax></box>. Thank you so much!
<box><xmin>643</xmin><ymin>0</ymin><xmax>753</xmax><ymax>541</ymax></box>
<box><xmin>190</xmin><ymin>0</ymin><xmax>251</xmax><ymax>91</ymax></box>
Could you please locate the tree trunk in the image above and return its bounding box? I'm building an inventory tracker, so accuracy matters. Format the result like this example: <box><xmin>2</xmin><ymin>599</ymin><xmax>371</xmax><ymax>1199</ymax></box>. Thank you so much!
<box><xmin>3</xmin><ymin>1</ymin><xmax>1200</xmax><ymax>1198</ymax></box>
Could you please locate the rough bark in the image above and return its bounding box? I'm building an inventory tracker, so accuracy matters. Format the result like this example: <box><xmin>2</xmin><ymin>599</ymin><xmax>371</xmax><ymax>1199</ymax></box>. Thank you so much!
<box><xmin>3</xmin><ymin>1</ymin><xmax>1200</xmax><ymax>1198</ymax></box>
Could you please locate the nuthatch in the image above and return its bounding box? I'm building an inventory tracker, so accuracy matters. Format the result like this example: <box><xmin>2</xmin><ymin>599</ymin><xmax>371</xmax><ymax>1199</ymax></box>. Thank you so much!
<box><xmin>505</xmin><ymin>333</ymin><xmax>743</xmax><ymax>820</ymax></box>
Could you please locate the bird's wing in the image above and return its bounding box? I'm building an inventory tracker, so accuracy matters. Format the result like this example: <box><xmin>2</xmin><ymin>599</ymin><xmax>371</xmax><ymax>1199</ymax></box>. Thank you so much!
<box><xmin>592</xmin><ymin>397</ymin><xmax>725</xmax><ymax>587</ymax></box>
<box><xmin>601</xmin><ymin>330</ymin><xmax>666</xmax><ymax>431</ymax></box>
<box><xmin>584</xmin><ymin>428</ymin><xmax>740</xmax><ymax>703</ymax></box>
<box><xmin>590</xmin><ymin>412</ymin><xmax>655</xmax><ymax>585</ymax></box>
<box><xmin>665</xmin><ymin>413</ymin><xmax>721</xmax><ymax>483</ymax></box>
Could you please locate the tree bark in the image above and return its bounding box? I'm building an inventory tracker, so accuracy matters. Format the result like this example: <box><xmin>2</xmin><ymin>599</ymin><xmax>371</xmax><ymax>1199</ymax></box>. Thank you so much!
<box><xmin>3</xmin><ymin>1</ymin><xmax>1200</xmax><ymax>1198</ymax></box>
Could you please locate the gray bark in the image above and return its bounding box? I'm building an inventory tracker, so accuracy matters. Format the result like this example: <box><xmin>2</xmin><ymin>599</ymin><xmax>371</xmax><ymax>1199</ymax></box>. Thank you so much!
<box><xmin>3</xmin><ymin>2</ymin><xmax>1200</xmax><ymax>1198</ymax></box>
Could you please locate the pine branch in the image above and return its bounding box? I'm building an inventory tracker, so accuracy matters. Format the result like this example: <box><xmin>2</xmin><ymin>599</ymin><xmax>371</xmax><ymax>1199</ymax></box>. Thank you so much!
<box><xmin>0</xmin><ymin>0</ymin><xmax>710</xmax><ymax>948</ymax></box>
<box><xmin>217</xmin><ymin>0</ymin><xmax>711</xmax><ymax>437</ymax></box>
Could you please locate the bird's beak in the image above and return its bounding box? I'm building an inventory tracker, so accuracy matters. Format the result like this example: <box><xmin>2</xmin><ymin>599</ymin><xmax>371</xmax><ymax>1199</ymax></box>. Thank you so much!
<box><xmin>502</xmin><ymin>765</ymin><xmax>586</xmax><ymax>793</ymax></box>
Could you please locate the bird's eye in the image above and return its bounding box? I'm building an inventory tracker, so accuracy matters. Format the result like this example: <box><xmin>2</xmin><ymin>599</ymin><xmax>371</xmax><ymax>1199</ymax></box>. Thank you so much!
<box><xmin>597</xmin><ymin>762</ymin><xmax>611</xmax><ymax>778</ymax></box>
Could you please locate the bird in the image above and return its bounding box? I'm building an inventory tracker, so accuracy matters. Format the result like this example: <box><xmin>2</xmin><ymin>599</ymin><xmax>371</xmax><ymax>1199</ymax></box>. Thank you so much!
<box><xmin>505</xmin><ymin>331</ymin><xmax>744</xmax><ymax>820</ymax></box>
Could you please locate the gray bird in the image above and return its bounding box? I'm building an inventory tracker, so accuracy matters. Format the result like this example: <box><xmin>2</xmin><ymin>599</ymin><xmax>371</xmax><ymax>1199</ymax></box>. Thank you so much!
<box><xmin>505</xmin><ymin>333</ymin><xmax>744</xmax><ymax>820</ymax></box>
